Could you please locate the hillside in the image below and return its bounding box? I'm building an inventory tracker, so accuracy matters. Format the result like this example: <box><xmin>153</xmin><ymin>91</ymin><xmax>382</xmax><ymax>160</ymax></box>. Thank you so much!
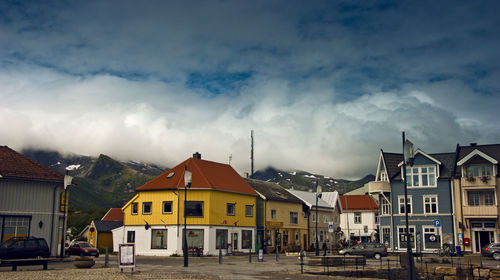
<box><xmin>22</xmin><ymin>149</ymin><xmax>167</xmax><ymax>210</ymax></box>
<box><xmin>252</xmin><ymin>167</ymin><xmax>374</xmax><ymax>194</ymax></box>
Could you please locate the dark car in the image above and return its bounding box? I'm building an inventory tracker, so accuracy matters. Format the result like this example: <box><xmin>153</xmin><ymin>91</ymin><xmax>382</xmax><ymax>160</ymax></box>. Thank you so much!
<box><xmin>0</xmin><ymin>237</ymin><xmax>50</xmax><ymax>259</ymax></box>
<box><xmin>339</xmin><ymin>243</ymin><xmax>388</xmax><ymax>259</ymax></box>
<box><xmin>66</xmin><ymin>242</ymin><xmax>99</xmax><ymax>257</ymax></box>
<box><xmin>481</xmin><ymin>243</ymin><xmax>500</xmax><ymax>260</ymax></box>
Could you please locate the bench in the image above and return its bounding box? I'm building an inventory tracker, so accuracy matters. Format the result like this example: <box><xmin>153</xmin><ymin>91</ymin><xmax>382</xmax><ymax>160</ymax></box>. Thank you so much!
<box><xmin>0</xmin><ymin>258</ymin><xmax>57</xmax><ymax>271</ymax></box>
<box><xmin>188</xmin><ymin>247</ymin><xmax>203</xmax><ymax>257</ymax></box>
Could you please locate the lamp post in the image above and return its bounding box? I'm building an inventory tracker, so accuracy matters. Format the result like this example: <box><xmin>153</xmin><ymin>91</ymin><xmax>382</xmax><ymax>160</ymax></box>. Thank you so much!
<box><xmin>315</xmin><ymin>180</ymin><xmax>322</xmax><ymax>256</ymax></box>
<box><xmin>402</xmin><ymin>132</ymin><xmax>416</xmax><ymax>280</ymax></box>
<box><xmin>183</xmin><ymin>166</ymin><xmax>192</xmax><ymax>267</ymax></box>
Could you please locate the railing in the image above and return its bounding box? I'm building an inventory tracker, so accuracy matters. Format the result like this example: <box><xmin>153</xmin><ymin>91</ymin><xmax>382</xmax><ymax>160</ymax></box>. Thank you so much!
<box><xmin>461</xmin><ymin>176</ymin><xmax>496</xmax><ymax>188</ymax></box>
<box><xmin>368</xmin><ymin>181</ymin><xmax>391</xmax><ymax>193</ymax></box>
<box><xmin>462</xmin><ymin>205</ymin><xmax>498</xmax><ymax>217</ymax></box>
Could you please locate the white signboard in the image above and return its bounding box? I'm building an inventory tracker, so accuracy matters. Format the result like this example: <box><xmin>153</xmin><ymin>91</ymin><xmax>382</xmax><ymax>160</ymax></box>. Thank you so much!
<box><xmin>258</xmin><ymin>249</ymin><xmax>263</xmax><ymax>262</ymax></box>
<box><xmin>119</xmin><ymin>243</ymin><xmax>135</xmax><ymax>271</ymax></box>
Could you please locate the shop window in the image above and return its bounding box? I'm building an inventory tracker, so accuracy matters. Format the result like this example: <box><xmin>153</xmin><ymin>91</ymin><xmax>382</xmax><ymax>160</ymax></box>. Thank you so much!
<box><xmin>216</xmin><ymin>229</ymin><xmax>228</xmax><ymax>249</ymax></box>
<box><xmin>242</xmin><ymin>230</ymin><xmax>252</xmax><ymax>249</ymax></box>
<box><xmin>151</xmin><ymin>229</ymin><xmax>167</xmax><ymax>249</ymax></box>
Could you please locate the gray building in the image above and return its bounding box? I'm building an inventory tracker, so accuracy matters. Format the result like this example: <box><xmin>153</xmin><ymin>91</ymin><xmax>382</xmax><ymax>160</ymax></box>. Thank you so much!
<box><xmin>368</xmin><ymin>148</ymin><xmax>456</xmax><ymax>253</ymax></box>
<box><xmin>0</xmin><ymin>146</ymin><xmax>69</xmax><ymax>257</ymax></box>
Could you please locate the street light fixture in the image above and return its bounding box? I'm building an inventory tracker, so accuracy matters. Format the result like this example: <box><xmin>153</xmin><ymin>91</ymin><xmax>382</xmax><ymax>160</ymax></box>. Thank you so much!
<box><xmin>315</xmin><ymin>181</ymin><xmax>322</xmax><ymax>256</ymax></box>
<box><xmin>183</xmin><ymin>166</ymin><xmax>192</xmax><ymax>267</ymax></box>
<box><xmin>402</xmin><ymin>132</ymin><xmax>416</xmax><ymax>280</ymax></box>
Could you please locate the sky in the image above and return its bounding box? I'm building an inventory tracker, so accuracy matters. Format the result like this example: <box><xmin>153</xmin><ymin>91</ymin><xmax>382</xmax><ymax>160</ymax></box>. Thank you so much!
<box><xmin>1</xmin><ymin>0</ymin><xmax>499</xmax><ymax>179</ymax></box>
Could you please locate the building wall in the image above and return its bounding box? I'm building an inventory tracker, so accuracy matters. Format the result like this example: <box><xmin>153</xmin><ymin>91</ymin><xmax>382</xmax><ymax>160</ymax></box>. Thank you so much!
<box><xmin>123</xmin><ymin>189</ymin><xmax>256</xmax><ymax>228</ymax></box>
<box><xmin>385</xmin><ymin>155</ymin><xmax>455</xmax><ymax>252</ymax></box>
<box><xmin>340</xmin><ymin>210</ymin><xmax>377</xmax><ymax>240</ymax></box>
<box><xmin>264</xmin><ymin>200</ymin><xmax>308</xmax><ymax>252</ymax></box>
<box><xmin>97</xmin><ymin>232</ymin><xmax>113</xmax><ymax>251</ymax></box>
<box><xmin>0</xmin><ymin>179</ymin><xmax>65</xmax><ymax>257</ymax></box>
<box><xmin>308</xmin><ymin>207</ymin><xmax>336</xmax><ymax>250</ymax></box>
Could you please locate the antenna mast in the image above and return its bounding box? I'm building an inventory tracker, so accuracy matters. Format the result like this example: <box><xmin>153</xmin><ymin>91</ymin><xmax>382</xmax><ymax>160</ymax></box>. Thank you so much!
<box><xmin>251</xmin><ymin>130</ymin><xmax>254</xmax><ymax>177</ymax></box>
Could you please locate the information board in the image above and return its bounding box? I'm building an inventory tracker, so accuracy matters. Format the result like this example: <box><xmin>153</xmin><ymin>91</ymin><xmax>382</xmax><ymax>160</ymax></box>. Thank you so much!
<box><xmin>119</xmin><ymin>243</ymin><xmax>135</xmax><ymax>271</ymax></box>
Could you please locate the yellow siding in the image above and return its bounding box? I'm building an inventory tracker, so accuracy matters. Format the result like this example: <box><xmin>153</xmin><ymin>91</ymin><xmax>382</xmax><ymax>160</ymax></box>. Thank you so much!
<box><xmin>208</xmin><ymin>191</ymin><xmax>256</xmax><ymax>227</ymax></box>
<box><xmin>122</xmin><ymin>189</ymin><xmax>256</xmax><ymax>227</ymax></box>
<box><xmin>87</xmin><ymin>221</ymin><xmax>97</xmax><ymax>247</ymax></box>
<box><xmin>266</xmin><ymin>200</ymin><xmax>307</xmax><ymax>230</ymax></box>
<box><xmin>97</xmin><ymin>233</ymin><xmax>113</xmax><ymax>251</ymax></box>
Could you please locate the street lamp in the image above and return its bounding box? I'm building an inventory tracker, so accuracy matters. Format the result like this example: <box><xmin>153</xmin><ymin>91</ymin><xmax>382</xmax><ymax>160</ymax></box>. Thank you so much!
<box><xmin>183</xmin><ymin>166</ymin><xmax>192</xmax><ymax>267</ymax></box>
<box><xmin>402</xmin><ymin>132</ymin><xmax>416</xmax><ymax>280</ymax></box>
<box><xmin>315</xmin><ymin>180</ymin><xmax>322</xmax><ymax>256</ymax></box>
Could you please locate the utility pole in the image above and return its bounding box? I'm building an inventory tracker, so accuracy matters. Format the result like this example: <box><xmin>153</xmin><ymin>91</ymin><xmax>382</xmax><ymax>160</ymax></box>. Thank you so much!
<box><xmin>251</xmin><ymin>130</ymin><xmax>254</xmax><ymax>177</ymax></box>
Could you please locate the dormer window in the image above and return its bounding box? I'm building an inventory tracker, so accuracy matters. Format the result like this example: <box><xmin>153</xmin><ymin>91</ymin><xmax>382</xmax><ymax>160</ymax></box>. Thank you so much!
<box><xmin>406</xmin><ymin>166</ymin><xmax>436</xmax><ymax>187</ymax></box>
<box><xmin>380</xmin><ymin>170</ymin><xmax>388</xmax><ymax>182</ymax></box>
<box><xmin>467</xmin><ymin>164</ymin><xmax>492</xmax><ymax>177</ymax></box>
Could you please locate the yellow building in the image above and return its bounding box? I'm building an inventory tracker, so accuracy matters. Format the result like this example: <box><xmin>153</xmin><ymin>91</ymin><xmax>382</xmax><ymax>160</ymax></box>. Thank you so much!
<box><xmin>117</xmin><ymin>153</ymin><xmax>258</xmax><ymax>256</ymax></box>
<box><xmin>87</xmin><ymin>219</ymin><xmax>122</xmax><ymax>251</ymax></box>
<box><xmin>245</xmin><ymin>179</ymin><xmax>308</xmax><ymax>252</ymax></box>
<box><xmin>453</xmin><ymin>144</ymin><xmax>500</xmax><ymax>254</ymax></box>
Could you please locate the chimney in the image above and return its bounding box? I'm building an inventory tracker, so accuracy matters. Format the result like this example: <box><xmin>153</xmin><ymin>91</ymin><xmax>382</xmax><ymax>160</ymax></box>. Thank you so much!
<box><xmin>193</xmin><ymin>152</ymin><xmax>201</xmax><ymax>159</ymax></box>
<box><xmin>470</xmin><ymin>143</ymin><xmax>477</xmax><ymax>147</ymax></box>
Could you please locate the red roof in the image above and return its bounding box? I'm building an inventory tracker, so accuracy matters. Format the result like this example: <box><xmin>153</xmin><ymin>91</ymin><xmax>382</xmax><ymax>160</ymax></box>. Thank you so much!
<box><xmin>101</xmin><ymin>208</ymin><xmax>124</xmax><ymax>222</ymax></box>
<box><xmin>136</xmin><ymin>157</ymin><xmax>257</xmax><ymax>195</ymax></box>
<box><xmin>339</xmin><ymin>195</ymin><xmax>379</xmax><ymax>211</ymax></box>
<box><xmin>0</xmin><ymin>146</ymin><xmax>64</xmax><ymax>182</ymax></box>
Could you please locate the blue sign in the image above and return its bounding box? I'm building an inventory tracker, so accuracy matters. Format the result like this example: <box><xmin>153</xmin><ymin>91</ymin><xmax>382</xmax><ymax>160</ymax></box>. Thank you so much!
<box><xmin>434</xmin><ymin>219</ymin><xmax>441</xmax><ymax>227</ymax></box>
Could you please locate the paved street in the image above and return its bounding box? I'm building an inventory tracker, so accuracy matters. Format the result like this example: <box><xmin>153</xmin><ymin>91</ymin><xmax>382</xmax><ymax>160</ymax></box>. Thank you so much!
<box><xmin>1</xmin><ymin>253</ymin><xmax>499</xmax><ymax>279</ymax></box>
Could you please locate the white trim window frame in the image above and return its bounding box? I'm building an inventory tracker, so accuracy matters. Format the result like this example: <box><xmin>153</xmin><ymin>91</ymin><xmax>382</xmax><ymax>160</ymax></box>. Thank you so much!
<box><xmin>423</xmin><ymin>195</ymin><xmax>438</xmax><ymax>215</ymax></box>
<box><xmin>397</xmin><ymin>226</ymin><xmax>416</xmax><ymax>251</ymax></box>
<box><xmin>354</xmin><ymin>212</ymin><xmax>362</xmax><ymax>224</ymax></box>
<box><xmin>422</xmin><ymin>226</ymin><xmax>442</xmax><ymax>251</ymax></box>
<box><xmin>406</xmin><ymin>166</ymin><xmax>436</xmax><ymax>188</ymax></box>
<box><xmin>380</xmin><ymin>196</ymin><xmax>391</xmax><ymax>215</ymax></box>
<box><xmin>398</xmin><ymin>195</ymin><xmax>412</xmax><ymax>214</ymax></box>
<box><xmin>381</xmin><ymin>226</ymin><xmax>391</xmax><ymax>249</ymax></box>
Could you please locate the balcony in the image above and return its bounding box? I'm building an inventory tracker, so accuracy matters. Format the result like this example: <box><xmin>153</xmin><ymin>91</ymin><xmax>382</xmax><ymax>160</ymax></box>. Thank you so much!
<box><xmin>368</xmin><ymin>181</ymin><xmax>391</xmax><ymax>193</ymax></box>
<box><xmin>463</xmin><ymin>205</ymin><xmax>498</xmax><ymax>218</ymax></box>
<box><xmin>461</xmin><ymin>176</ymin><xmax>497</xmax><ymax>188</ymax></box>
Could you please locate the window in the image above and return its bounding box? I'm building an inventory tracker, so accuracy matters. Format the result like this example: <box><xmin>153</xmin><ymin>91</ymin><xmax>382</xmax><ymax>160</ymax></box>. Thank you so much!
<box><xmin>406</xmin><ymin>166</ymin><xmax>436</xmax><ymax>187</ymax></box>
<box><xmin>320</xmin><ymin>231</ymin><xmax>324</xmax><ymax>242</ymax></box>
<box><xmin>227</xmin><ymin>203</ymin><xmax>235</xmax><ymax>216</ymax></box>
<box><xmin>423</xmin><ymin>227</ymin><xmax>440</xmax><ymax>250</ymax></box>
<box><xmin>245</xmin><ymin>205</ymin><xmax>253</xmax><ymax>217</ymax></box>
<box><xmin>354</xmin><ymin>212</ymin><xmax>361</xmax><ymax>224</ymax></box>
<box><xmin>398</xmin><ymin>226</ymin><xmax>415</xmax><ymax>250</ymax></box>
<box><xmin>142</xmin><ymin>202</ymin><xmax>152</xmax><ymax>214</ymax></box>
<box><xmin>131</xmin><ymin>203</ymin><xmax>138</xmax><ymax>215</ymax></box>
<box><xmin>265</xmin><ymin>230</ymin><xmax>273</xmax><ymax>247</ymax></box>
<box><xmin>468</xmin><ymin>192</ymin><xmax>480</xmax><ymax>206</ymax></box>
<box><xmin>282</xmin><ymin>230</ymin><xmax>289</xmax><ymax>247</ymax></box>
<box><xmin>242</xmin><ymin>230</ymin><xmax>252</xmax><ymax>249</ymax></box>
<box><xmin>2</xmin><ymin>216</ymin><xmax>30</xmax><ymax>242</ymax></box>
<box><xmin>485</xmin><ymin>191</ymin><xmax>495</xmax><ymax>206</ymax></box>
<box><xmin>289</xmin><ymin>212</ymin><xmax>298</xmax><ymax>225</ymax></box>
<box><xmin>216</xmin><ymin>229</ymin><xmax>228</xmax><ymax>249</ymax></box>
<box><xmin>423</xmin><ymin>196</ymin><xmax>438</xmax><ymax>214</ymax></box>
<box><xmin>467</xmin><ymin>164</ymin><xmax>492</xmax><ymax>177</ymax></box>
<box><xmin>185</xmin><ymin>201</ymin><xmax>204</xmax><ymax>217</ymax></box>
<box><xmin>382</xmin><ymin>227</ymin><xmax>391</xmax><ymax>248</ymax></box>
<box><xmin>375</xmin><ymin>212</ymin><xmax>379</xmax><ymax>224</ymax></box>
<box><xmin>184</xmin><ymin>229</ymin><xmax>204</xmax><ymax>249</ymax></box>
<box><xmin>162</xmin><ymin>201</ymin><xmax>173</xmax><ymax>214</ymax></box>
<box><xmin>151</xmin><ymin>229</ymin><xmax>167</xmax><ymax>249</ymax></box>
<box><xmin>380</xmin><ymin>170</ymin><xmax>388</xmax><ymax>182</ymax></box>
<box><xmin>380</xmin><ymin>197</ymin><xmax>391</xmax><ymax>215</ymax></box>
<box><xmin>323</xmin><ymin>215</ymin><xmax>329</xmax><ymax>223</ymax></box>
<box><xmin>295</xmin><ymin>231</ymin><xmax>300</xmax><ymax>243</ymax></box>
<box><xmin>398</xmin><ymin>196</ymin><xmax>412</xmax><ymax>214</ymax></box>
<box><xmin>127</xmin><ymin>231</ymin><xmax>135</xmax><ymax>243</ymax></box>
<box><xmin>311</xmin><ymin>213</ymin><xmax>317</xmax><ymax>222</ymax></box>
<box><xmin>271</xmin><ymin>209</ymin><xmax>277</xmax><ymax>220</ymax></box>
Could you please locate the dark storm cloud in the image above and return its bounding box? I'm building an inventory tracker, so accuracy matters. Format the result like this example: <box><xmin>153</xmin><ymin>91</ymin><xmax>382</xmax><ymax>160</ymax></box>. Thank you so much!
<box><xmin>0</xmin><ymin>0</ymin><xmax>499</xmax><ymax>179</ymax></box>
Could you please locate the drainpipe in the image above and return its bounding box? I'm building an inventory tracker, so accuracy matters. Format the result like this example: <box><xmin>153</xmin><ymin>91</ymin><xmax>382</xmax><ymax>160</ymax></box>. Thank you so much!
<box><xmin>50</xmin><ymin>185</ymin><xmax>57</xmax><ymax>257</ymax></box>
<box><xmin>450</xmin><ymin>179</ymin><xmax>457</xmax><ymax>249</ymax></box>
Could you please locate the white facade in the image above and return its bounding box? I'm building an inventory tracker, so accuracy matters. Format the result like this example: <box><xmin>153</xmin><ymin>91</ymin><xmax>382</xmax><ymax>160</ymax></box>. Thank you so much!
<box><xmin>112</xmin><ymin>225</ymin><xmax>255</xmax><ymax>256</ymax></box>
<box><xmin>340</xmin><ymin>211</ymin><xmax>378</xmax><ymax>241</ymax></box>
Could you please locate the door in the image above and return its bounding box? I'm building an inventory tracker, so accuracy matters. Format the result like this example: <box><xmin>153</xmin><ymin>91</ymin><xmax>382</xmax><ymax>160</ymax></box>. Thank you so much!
<box><xmin>303</xmin><ymin>234</ymin><xmax>308</xmax><ymax>251</ymax></box>
<box><xmin>233</xmin><ymin>233</ymin><xmax>238</xmax><ymax>250</ymax></box>
<box><xmin>474</xmin><ymin>230</ymin><xmax>494</xmax><ymax>253</ymax></box>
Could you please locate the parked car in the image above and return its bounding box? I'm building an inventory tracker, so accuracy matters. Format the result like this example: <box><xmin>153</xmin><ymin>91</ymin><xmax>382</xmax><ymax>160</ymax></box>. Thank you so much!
<box><xmin>338</xmin><ymin>243</ymin><xmax>388</xmax><ymax>259</ymax></box>
<box><xmin>481</xmin><ymin>243</ymin><xmax>500</xmax><ymax>260</ymax></box>
<box><xmin>0</xmin><ymin>237</ymin><xmax>50</xmax><ymax>259</ymax></box>
<box><xmin>66</xmin><ymin>241</ymin><xmax>99</xmax><ymax>257</ymax></box>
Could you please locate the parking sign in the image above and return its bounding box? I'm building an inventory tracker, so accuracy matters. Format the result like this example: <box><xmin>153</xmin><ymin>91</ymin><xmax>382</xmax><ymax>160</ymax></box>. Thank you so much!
<box><xmin>433</xmin><ymin>219</ymin><xmax>441</xmax><ymax>227</ymax></box>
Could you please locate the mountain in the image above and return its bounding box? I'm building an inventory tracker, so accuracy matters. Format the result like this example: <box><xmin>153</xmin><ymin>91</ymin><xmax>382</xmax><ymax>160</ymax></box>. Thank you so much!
<box><xmin>22</xmin><ymin>149</ymin><xmax>168</xmax><ymax>210</ymax></box>
<box><xmin>251</xmin><ymin>167</ymin><xmax>374</xmax><ymax>194</ymax></box>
